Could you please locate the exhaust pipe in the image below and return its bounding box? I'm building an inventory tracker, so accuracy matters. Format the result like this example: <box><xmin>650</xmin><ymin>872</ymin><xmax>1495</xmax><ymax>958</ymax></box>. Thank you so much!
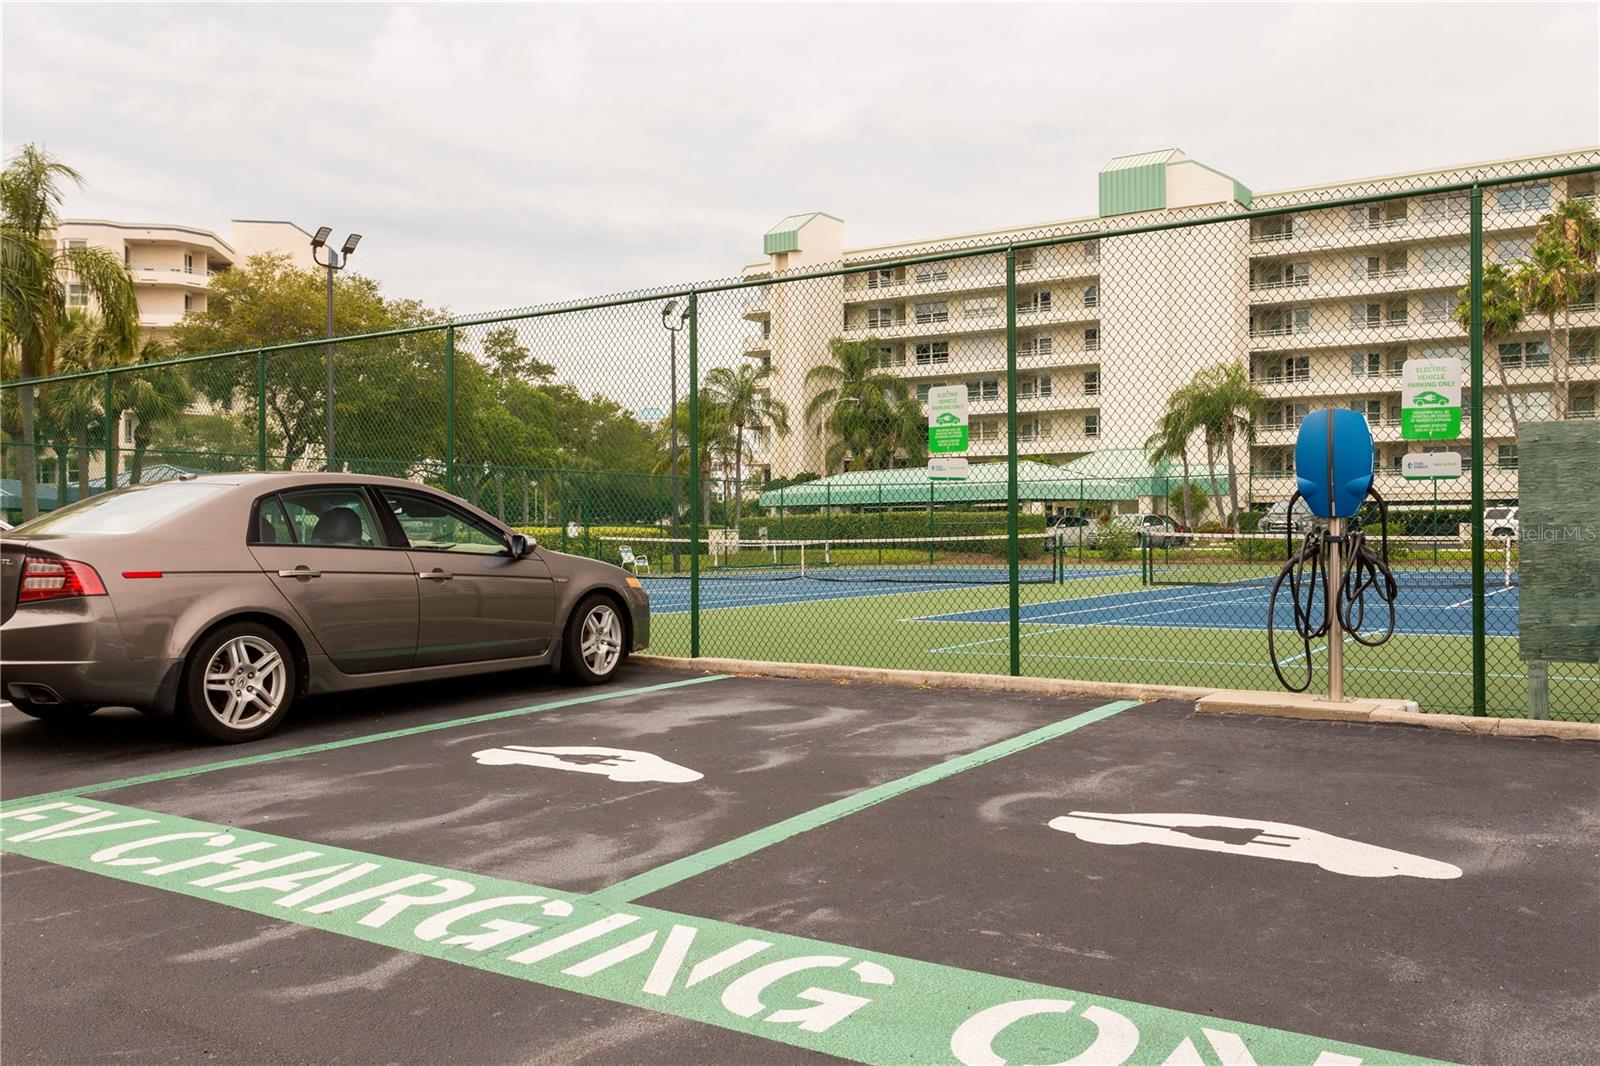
<box><xmin>6</xmin><ymin>683</ymin><xmax>62</xmax><ymax>705</ymax></box>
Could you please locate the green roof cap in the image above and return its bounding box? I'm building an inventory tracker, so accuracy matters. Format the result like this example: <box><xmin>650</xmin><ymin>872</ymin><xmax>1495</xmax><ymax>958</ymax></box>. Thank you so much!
<box><xmin>763</xmin><ymin>212</ymin><xmax>840</xmax><ymax>255</ymax></box>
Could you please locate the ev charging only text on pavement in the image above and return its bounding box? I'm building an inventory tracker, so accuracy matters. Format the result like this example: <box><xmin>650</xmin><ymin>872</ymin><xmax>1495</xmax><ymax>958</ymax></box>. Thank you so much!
<box><xmin>0</xmin><ymin>798</ymin><xmax>1443</xmax><ymax>1066</ymax></box>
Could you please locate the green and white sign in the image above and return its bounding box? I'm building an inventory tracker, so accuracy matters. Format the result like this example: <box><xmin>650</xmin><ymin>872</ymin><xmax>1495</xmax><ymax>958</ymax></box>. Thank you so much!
<box><xmin>928</xmin><ymin>456</ymin><xmax>969</xmax><ymax>481</ymax></box>
<box><xmin>1401</xmin><ymin>451</ymin><xmax>1463</xmax><ymax>480</ymax></box>
<box><xmin>1400</xmin><ymin>358</ymin><xmax>1462</xmax><ymax>441</ymax></box>
<box><xmin>926</xmin><ymin>385</ymin><xmax>969</xmax><ymax>454</ymax></box>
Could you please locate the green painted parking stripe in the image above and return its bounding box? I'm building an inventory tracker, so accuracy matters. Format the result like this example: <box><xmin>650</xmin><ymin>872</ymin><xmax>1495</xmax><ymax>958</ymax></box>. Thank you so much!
<box><xmin>7</xmin><ymin>674</ymin><xmax>730</xmax><ymax>806</ymax></box>
<box><xmin>590</xmin><ymin>698</ymin><xmax>1140</xmax><ymax>905</ymax></box>
<box><xmin>0</xmin><ymin>797</ymin><xmax>1449</xmax><ymax>1066</ymax></box>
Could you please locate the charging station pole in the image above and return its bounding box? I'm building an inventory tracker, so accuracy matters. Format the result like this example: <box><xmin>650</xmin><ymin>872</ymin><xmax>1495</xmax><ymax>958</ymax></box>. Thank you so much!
<box><xmin>1324</xmin><ymin>517</ymin><xmax>1344</xmax><ymax>701</ymax></box>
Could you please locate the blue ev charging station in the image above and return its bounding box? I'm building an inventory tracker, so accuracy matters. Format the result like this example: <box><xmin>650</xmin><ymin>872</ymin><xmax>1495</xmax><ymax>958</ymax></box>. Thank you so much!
<box><xmin>1268</xmin><ymin>409</ymin><xmax>1400</xmax><ymax>697</ymax></box>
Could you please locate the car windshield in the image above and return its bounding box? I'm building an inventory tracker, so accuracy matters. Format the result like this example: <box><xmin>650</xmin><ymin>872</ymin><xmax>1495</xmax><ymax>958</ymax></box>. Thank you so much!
<box><xmin>11</xmin><ymin>481</ymin><xmax>228</xmax><ymax>535</ymax></box>
<box><xmin>1486</xmin><ymin>508</ymin><xmax>1512</xmax><ymax>519</ymax></box>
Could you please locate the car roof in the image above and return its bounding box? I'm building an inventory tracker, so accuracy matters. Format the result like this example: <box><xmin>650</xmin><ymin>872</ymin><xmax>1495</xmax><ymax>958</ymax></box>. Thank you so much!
<box><xmin>178</xmin><ymin>470</ymin><xmax>442</xmax><ymax>491</ymax></box>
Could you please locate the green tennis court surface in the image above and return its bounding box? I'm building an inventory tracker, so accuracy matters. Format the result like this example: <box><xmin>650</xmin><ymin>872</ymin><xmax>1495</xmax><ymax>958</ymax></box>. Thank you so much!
<box><xmin>4</xmin><ymin>667</ymin><xmax>1595</xmax><ymax>1065</ymax></box>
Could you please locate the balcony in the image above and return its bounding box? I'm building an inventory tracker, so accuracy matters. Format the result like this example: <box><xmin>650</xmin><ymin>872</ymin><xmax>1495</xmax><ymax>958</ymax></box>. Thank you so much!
<box><xmin>840</xmin><ymin>302</ymin><xmax>1096</xmax><ymax>343</ymax></box>
<box><xmin>1248</xmin><ymin>266</ymin><xmax>1470</xmax><ymax>307</ymax></box>
<box><xmin>742</xmin><ymin>333</ymin><xmax>771</xmax><ymax>355</ymax></box>
<box><xmin>1246</xmin><ymin>203</ymin><xmax>1549</xmax><ymax>255</ymax></box>
<box><xmin>1247</xmin><ymin>316</ymin><xmax>1466</xmax><ymax>352</ymax></box>
<box><xmin>129</xmin><ymin>265</ymin><xmax>214</xmax><ymax>289</ymax></box>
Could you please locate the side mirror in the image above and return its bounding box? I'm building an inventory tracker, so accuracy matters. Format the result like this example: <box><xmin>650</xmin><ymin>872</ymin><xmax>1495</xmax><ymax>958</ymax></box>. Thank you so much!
<box><xmin>507</xmin><ymin>533</ymin><xmax>533</xmax><ymax>558</ymax></box>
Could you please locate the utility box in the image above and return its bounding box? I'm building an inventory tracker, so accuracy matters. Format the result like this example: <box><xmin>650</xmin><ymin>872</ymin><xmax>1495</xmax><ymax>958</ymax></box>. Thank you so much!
<box><xmin>1517</xmin><ymin>419</ymin><xmax>1600</xmax><ymax>716</ymax></box>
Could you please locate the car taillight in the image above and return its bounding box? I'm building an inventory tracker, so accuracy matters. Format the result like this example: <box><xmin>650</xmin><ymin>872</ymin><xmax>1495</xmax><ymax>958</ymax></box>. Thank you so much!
<box><xmin>17</xmin><ymin>556</ymin><xmax>107</xmax><ymax>603</ymax></box>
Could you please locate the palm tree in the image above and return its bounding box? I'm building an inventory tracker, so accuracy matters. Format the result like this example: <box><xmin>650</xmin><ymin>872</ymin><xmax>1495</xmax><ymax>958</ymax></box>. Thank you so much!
<box><xmin>116</xmin><ymin>337</ymin><xmax>194</xmax><ymax>483</ymax></box>
<box><xmin>654</xmin><ymin>391</ymin><xmax>734</xmax><ymax>527</ymax></box>
<box><xmin>804</xmin><ymin>336</ymin><xmax>917</xmax><ymax>472</ymax></box>
<box><xmin>1532</xmin><ymin>198</ymin><xmax>1600</xmax><ymax>418</ymax></box>
<box><xmin>1539</xmin><ymin>196</ymin><xmax>1600</xmax><ymax>267</ymax></box>
<box><xmin>1455</xmin><ymin>262</ymin><xmax>1527</xmax><ymax>434</ymax></box>
<box><xmin>1145</xmin><ymin>390</ymin><xmax>1198</xmax><ymax>528</ymax></box>
<box><xmin>1515</xmin><ymin>234</ymin><xmax>1581</xmax><ymax>418</ymax></box>
<box><xmin>1</xmin><ymin>145</ymin><xmax>139</xmax><ymax>518</ymax></box>
<box><xmin>703</xmin><ymin>363</ymin><xmax>789</xmax><ymax>529</ymax></box>
<box><xmin>40</xmin><ymin>312</ymin><xmax>115</xmax><ymax>503</ymax></box>
<box><xmin>1188</xmin><ymin>362</ymin><xmax>1264</xmax><ymax>529</ymax></box>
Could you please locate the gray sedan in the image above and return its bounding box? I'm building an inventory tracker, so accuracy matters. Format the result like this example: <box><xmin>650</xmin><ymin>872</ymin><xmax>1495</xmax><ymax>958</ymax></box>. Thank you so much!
<box><xmin>0</xmin><ymin>472</ymin><xmax>649</xmax><ymax>743</ymax></box>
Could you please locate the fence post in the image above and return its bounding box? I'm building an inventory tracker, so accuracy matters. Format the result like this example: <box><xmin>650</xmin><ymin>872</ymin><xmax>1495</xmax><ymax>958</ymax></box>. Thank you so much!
<box><xmin>256</xmin><ymin>350</ymin><xmax>268</xmax><ymax>471</ymax></box>
<box><xmin>1005</xmin><ymin>246</ymin><xmax>1021</xmax><ymax>676</ymax></box>
<box><xmin>102</xmin><ymin>371</ymin><xmax>114</xmax><ymax>494</ymax></box>
<box><xmin>1469</xmin><ymin>184</ymin><xmax>1487</xmax><ymax>717</ymax></box>
<box><xmin>687</xmin><ymin>291</ymin><xmax>700</xmax><ymax>658</ymax></box>
<box><xmin>445</xmin><ymin>324</ymin><xmax>456</xmax><ymax>492</ymax></box>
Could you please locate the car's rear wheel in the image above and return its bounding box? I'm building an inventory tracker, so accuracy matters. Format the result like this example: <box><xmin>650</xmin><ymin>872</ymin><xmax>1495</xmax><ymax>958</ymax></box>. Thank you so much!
<box><xmin>561</xmin><ymin>594</ymin><xmax>625</xmax><ymax>685</ymax></box>
<box><xmin>8</xmin><ymin>699</ymin><xmax>98</xmax><ymax>723</ymax></box>
<box><xmin>179</xmin><ymin>622</ymin><xmax>296</xmax><ymax>743</ymax></box>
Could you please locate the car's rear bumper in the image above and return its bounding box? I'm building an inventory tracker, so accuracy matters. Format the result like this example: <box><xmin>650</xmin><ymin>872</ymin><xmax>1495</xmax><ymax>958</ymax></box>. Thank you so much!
<box><xmin>0</xmin><ymin>602</ymin><xmax>179</xmax><ymax>711</ymax></box>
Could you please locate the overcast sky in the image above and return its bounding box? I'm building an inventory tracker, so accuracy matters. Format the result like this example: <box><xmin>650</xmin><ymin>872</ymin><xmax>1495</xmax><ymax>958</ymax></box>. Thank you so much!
<box><xmin>5</xmin><ymin>2</ymin><xmax>1598</xmax><ymax>318</ymax></box>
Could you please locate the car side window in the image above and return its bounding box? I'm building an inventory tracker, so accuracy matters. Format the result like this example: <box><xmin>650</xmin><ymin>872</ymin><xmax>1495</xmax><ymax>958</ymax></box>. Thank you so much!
<box><xmin>275</xmin><ymin>488</ymin><xmax>387</xmax><ymax>548</ymax></box>
<box><xmin>379</xmin><ymin>489</ymin><xmax>507</xmax><ymax>555</ymax></box>
<box><xmin>252</xmin><ymin>497</ymin><xmax>296</xmax><ymax>545</ymax></box>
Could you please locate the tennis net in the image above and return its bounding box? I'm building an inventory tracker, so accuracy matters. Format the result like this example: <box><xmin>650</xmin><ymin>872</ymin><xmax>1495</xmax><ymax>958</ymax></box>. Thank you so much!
<box><xmin>1142</xmin><ymin>531</ymin><xmax>1517</xmax><ymax>590</ymax></box>
<box><xmin>596</xmin><ymin>533</ymin><xmax>1065</xmax><ymax>584</ymax></box>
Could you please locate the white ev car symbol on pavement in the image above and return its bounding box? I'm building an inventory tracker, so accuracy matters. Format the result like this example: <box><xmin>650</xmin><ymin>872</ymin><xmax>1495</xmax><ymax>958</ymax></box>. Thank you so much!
<box><xmin>1047</xmin><ymin>811</ymin><xmax>1461</xmax><ymax>880</ymax></box>
<box><xmin>471</xmin><ymin>746</ymin><xmax>703</xmax><ymax>784</ymax></box>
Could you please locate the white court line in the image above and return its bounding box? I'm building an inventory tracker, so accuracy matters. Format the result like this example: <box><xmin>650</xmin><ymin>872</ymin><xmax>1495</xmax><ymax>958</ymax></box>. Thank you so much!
<box><xmin>1281</xmin><ymin>634</ymin><xmax>1357</xmax><ymax>665</ymax></box>
<box><xmin>926</xmin><ymin>589</ymin><xmax>1269</xmax><ymax>654</ymax></box>
<box><xmin>927</xmin><ymin>649</ymin><xmax>1599</xmax><ymax>684</ymax></box>
<box><xmin>1448</xmin><ymin>585</ymin><xmax>1517</xmax><ymax>609</ymax></box>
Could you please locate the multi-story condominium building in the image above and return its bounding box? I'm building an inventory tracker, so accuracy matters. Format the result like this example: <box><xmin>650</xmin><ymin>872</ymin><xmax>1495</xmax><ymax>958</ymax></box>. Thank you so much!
<box><xmin>738</xmin><ymin>148</ymin><xmax>1598</xmax><ymax>506</ymax></box>
<box><xmin>55</xmin><ymin>218</ymin><xmax>316</xmax><ymax>336</ymax></box>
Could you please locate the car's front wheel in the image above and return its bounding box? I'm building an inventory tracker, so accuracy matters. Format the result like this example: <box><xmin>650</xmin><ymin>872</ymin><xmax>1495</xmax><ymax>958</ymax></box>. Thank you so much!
<box><xmin>562</xmin><ymin>593</ymin><xmax>626</xmax><ymax>685</ymax></box>
<box><xmin>179</xmin><ymin>622</ymin><xmax>297</xmax><ymax>743</ymax></box>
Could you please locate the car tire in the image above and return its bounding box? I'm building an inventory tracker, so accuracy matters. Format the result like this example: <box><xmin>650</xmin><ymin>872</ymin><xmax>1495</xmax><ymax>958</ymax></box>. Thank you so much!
<box><xmin>561</xmin><ymin>593</ymin><xmax>626</xmax><ymax>685</ymax></box>
<box><xmin>178</xmin><ymin>622</ymin><xmax>297</xmax><ymax>743</ymax></box>
<box><xmin>8</xmin><ymin>699</ymin><xmax>98</xmax><ymax>723</ymax></box>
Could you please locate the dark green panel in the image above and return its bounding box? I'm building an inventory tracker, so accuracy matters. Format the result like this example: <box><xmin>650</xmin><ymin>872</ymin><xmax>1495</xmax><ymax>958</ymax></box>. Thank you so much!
<box><xmin>1518</xmin><ymin>420</ymin><xmax>1600</xmax><ymax>662</ymax></box>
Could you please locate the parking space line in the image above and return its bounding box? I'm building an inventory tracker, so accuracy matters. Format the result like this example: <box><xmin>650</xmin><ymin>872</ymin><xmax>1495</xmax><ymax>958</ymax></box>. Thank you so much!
<box><xmin>6</xmin><ymin>674</ymin><xmax>730</xmax><ymax>807</ymax></box>
<box><xmin>0</xmin><ymin>796</ymin><xmax>1445</xmax><ymax>1066</ymax></box>
<box><xmin>587</xmin><ymin>698</ymin><xmax>1141</xmax><ymax>906</ymax></box>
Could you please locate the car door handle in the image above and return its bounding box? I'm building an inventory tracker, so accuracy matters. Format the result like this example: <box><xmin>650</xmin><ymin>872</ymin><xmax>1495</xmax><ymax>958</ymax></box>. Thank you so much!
<box><xmin>418</xmin><ymin>570</ymin><xmax>453</xmax><ymax>581</ymax></box>
<box><xmin>278</xmin><ymin>568</ymin><xmax>321</xmax><ymax>579</ymax></box>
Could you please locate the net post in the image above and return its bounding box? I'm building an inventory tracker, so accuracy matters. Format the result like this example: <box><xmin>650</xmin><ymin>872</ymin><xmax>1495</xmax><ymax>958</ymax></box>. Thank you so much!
<box><xmin>445</xmin><ymin>323</ymin><xmax>456</xmax><ymax>493</ymax></box>
<box><xmin>1469</xmin><ymin>184</ymin><xmax>1487</xmax><ymax>716</ymax></box>
<box><xmin>1005</xmin><ymin>245</ymin><xmax>1021</xmax><ymax>676</ymax></box>
<box><xmin>687</xmin><ymin>290</ymin><xmax>701</xmax><ymax>658</ymax></box>
<box><xmin>256</xmin><ymin>349</ymin><xmax>268</xmax><ymax>471</ymax></box>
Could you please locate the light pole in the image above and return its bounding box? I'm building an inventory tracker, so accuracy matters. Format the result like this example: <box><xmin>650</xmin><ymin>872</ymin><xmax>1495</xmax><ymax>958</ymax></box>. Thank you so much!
<box><xmin>310</xmin><ymin>227</ymin><xmax>362</xmax><ymax>469</ymax></box>
<box><xmin>661</xmin><ymin>300</ymin><xmax>688</xmax><ymax>571</ymax></box>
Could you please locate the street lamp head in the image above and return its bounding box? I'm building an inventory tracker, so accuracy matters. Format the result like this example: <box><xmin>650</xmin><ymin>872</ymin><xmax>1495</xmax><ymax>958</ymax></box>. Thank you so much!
<box><xmin>341</xmin><ymin>233</ymin><xmax>362</xmax><ymax>258</ymax></box>
<box><xmin>310</xmin><ymin>226</ymin><xmax>331</xmax><ymax>249</ymax></box>
<box><xmin>661</xmin><ymin>299</ymin><xmax>678</xmax><ymax>321</ymax></box>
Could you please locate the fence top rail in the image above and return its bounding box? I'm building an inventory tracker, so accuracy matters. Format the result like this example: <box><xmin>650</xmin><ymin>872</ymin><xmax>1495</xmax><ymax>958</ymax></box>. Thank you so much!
<box><xmin>3</xmin><ymin>160</ymin><xmax>1596</xmax><ymax>392</ymax></box>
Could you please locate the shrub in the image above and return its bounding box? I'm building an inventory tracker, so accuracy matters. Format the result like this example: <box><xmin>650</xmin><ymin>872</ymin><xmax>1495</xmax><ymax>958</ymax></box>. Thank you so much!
<box><xmin>1095</xmin><ymin>521</ymin><xmax>1135</xmax><ymax>561</ymax></box>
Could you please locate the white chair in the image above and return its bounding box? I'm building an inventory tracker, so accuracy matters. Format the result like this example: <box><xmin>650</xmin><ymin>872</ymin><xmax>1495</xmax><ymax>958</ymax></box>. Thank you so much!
<box><xmin>618</xmin><ymin>545</ymin><xmax>649</xmax><ymax>574</ymax></box>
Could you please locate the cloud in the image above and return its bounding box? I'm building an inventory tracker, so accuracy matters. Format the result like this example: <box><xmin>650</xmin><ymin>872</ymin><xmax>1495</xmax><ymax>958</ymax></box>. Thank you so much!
<box><xmin>4</xmin><ymin>1</ymin><xmax>1596</xmax><ymax>323</ymax></box>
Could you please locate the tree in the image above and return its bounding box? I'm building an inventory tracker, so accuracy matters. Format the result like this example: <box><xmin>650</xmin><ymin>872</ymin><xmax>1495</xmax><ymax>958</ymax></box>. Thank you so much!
<box><xmin>1186</xmin><ymin>362</ymin><xmax>1264</xmax><ymax>529</ymax></box>
<box><xmin>804</xmin><ymin>336</ymin><xmax>920</xmax><ymax>472</ymax></box>
<box><xmin>1532</xmin><ymin>197</ymin><xmax>1600</xmax><ymax>418</ymax></box>
<box><xmin>40</xmin><ymin>312</ymin><xmax>115</xmax><ymax>503</ymax></box>
<box><xmin>174</xmin><ymin>252</ymin><xmax>448</xmax><ymax>470</ymax></box>
<box><xmin>1455</xmin><ymin>262</ymin><xmax>1526</xmax><ymax>433</ymax></box>
<box><xmin>703</xmin><ymin>362</ymin><xmax>789</xmax><ymax>528</ymax></box>
<box><xmin>115</xmin><ymin>337</ymin><xmax>194</xmax><ymax>483</ymax></box>
<box><xmin>1</xmin><ymin>145</ymin><xmax>139</xmax><ymax>518</ymax></box>
<box><xmin>1145</xmin><ymin>390</ymin><xmax>1200</xmax><ymax>528</ymax></box>
<box><xmin>1515</xmin><ymin>234</ymin><xmax>1581</xmax><ymax>418</ymax></box>
<box><xmin>655</xmin><ymin>391</ymin><xmax>734</xmax><ymax>525</ymax></box>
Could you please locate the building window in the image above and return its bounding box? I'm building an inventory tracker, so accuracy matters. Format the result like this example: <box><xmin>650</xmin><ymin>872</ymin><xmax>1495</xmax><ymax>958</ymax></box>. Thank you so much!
<box><xmin>119</xmin><ymin>412</ymin><xmax>138</xmax><ymax>448</ymax></box>
<box><xmin>1498</xmin><ymin>341</ymin><xmax>1551</xmax><ymax>368</ymax></box>
<box><xmin>1017</xmin><ymin>418</ymin><xmax>1042</xmax><ymax>444</ymax></box>
<box><xmin>914</xmin><ymin>262</ymin><xmax>950</xmax><ymax>284</ymax></box>
<box><xmin>1420</xmin><ymin>244</ymin><xmax>1469</xmax><ymax>273</ymax></box>
<box><xmin>1083</xmin><ymin>284</ymin><xmax>1098</xmax><ymax>309</ymax></box>
<box><xmin>1083</xmin><ymin>370</ymin><xmax>1099</xmax><ymax>396</ymax></box>
<box><xmin>1253</xmin><ymin>307</ymin><xmax>1310</xmax><ymax>337</ymax></box>
<box><xmin>916</xmin><ymin>382</ymin><xmax>946</xmax><ymax>403</ymax></box>
<box><xmin>183</xmin><ymin>252</ymin><xmax>194</xmax><ymax>273</ymax></box>
<box><xmin>1496</xmin><ymin>184</ymin><xmax>1551</xmax><ymax>213</ymax></box>
<box><xmin>967</xmin><ymin>379</ymin><xmax>999</xmax><ymax>403</ymax></box>
<box><xmin>184</xmin><ymin>293</ymin><xmax>194</xmax><ymax>312</ymax></box>
<box><xmin>1350</xmin><ymin>352</ymin><xmax>1382</xmax><ymax>378</ymax></box>
<box><xmin>1019</xmin><ymin>335</ymin><xmax>1053</xmax><ymax>358</ymax></box>
<box><xmin>914</xmin><ymin>342</ymin><xmax>950</xmax><ymax>366</ymax></box>
<box><xmin>866</xmin><ymin>306</ymin><xmax>897</xmax><ymax>329</ymax></box>
<box><xmin>1084</xmin><ymin>327</ymin><xmax>1100</xmax><ymax>351</ymax></box>
<box><xmin>1021</xmin><ymin>291</ymin><xmax>1053</xmax><ymax>314</ymax></box>
<box><xmin>67</xmin><ymin>283</ymin><xmax>87</xmax><ymax>308</ymax></box>
<box><xmin>1082</xmin><ymin>240</ymin><xmax>1099</xmax><ymax>265</ymax></box>
<box><xmin>1495</xmin><ymin>238</ymin><xmax>1531</xmax><ymax>263</ymax></box>
<box><xmin>965</xmin><ymin>297</ymin><xmax>999</xmax><ymax>320</ymax></box>
<box><xmin>1574</xmin><ymin>342</ymin><xmax>1596</xmax><ymax>366</ymax></box>
<box><xmin>914</xmin><ymin>301</ymin><xmax>949</xmax><ymax>324</ymax></box>
<box><xmin>865</xmin><ymin>269</ymin><xmax>893</xmax><ymax>290</ymax></box>
<box><xmin>1019</xmin><ymin>375</ymin><xmax>1053</xmax><ymax>400</ymax></box>
<box><xmin>1571</xmin><ymin>391</ymin><xmax>1596</xmax><ymax>419</ymax></box>
<box><xmin>971</xmin><ymin>419</ymin><xmax>1000</xmax><ymax>442</ymax></box>
<box><xmin>1420</xmin><ymin>292</ymin><xmax>1453</xmax><ymax>323</ymax></box>
<box><xmin>63</xmin><ymin>238</ymin><xmax>87</xmax><ymax>252</ymax></box>
<box><xmin>876</xmin><ymin>345</ymin><xmax>904</xmax><ymax>368</ymax></box>
<box><xmin>1418</xmin><ymin>192</ymin><xmax>1469</xmax><ymax>220</ymax></box>
<box><xmin>1084</xmin><ymin>414</ymin><xmax>1100</xmax><ymax>438</ymax></box>
<box><xmin>1349</xmin><ymin>399</ymin><xmax>1382</xmax><ymax>422</ymax></box>
<box><xmin>1016</xmin><ymin>252</ymin><xmax>1036</xmax><ymax>273</ymax></box>
<box><xmin>1497</xmin><ymin>444</ymin><xmax>1518</xmax><ymax>469</ymax></box>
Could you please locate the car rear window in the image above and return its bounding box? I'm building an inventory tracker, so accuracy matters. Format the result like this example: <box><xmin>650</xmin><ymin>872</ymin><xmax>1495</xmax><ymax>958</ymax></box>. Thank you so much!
<box><xmin>13</xmin><ymin>481</ymin><xmax>228</xmax><ymax>535</ymax></box>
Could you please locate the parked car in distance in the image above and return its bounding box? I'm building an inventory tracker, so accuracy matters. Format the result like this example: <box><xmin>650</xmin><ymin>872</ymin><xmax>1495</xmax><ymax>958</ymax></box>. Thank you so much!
<box><xmin>1259</xmin><ymin>498</ymin><xmax>1319</xmax><ymax>536</ymax></box>
<box><xmin>1484</xmin><ymin>506</ymin><xmax>1519</xmax><ymax>540</ymax></box>
<box><xmin>1044</xmin><ymin>513</ymin><xmax>1091</xmax><ymax>547</ymax></box>
<box><xmin>1</xmin><ymin>472</ymin><xmax>649</xmax><ymax>743</ymax></box>
<box><xmin>1090</xmin><ymin>513</ymin><xmax>1188</xmax><ymax>548</ymax></box>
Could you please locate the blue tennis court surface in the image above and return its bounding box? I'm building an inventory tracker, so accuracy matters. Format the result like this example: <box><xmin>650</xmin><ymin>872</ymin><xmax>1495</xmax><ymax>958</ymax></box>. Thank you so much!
<box><xmin>643</xmin><ymin>566</ymin><xmax>1139</xmax><ymax>614</ymax></box>
<box><xmin>916</xmin><ymin>570</ymin><xmax>1518</xmax><ymax>638</ymax></box>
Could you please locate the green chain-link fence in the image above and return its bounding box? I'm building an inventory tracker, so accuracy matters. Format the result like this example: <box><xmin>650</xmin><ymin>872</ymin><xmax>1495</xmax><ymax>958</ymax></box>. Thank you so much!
<box><xmin>5</xmin><ymin>158</ymin><xmax>1598</xmax><ymax>720</ymax></box>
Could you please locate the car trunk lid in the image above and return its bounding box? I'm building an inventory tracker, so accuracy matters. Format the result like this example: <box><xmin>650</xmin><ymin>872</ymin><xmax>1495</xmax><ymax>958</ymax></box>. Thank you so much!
<box><xmin>1</xmin><ymin>537</ymin><xmax>27</xmax><ymax>624</ymax></box>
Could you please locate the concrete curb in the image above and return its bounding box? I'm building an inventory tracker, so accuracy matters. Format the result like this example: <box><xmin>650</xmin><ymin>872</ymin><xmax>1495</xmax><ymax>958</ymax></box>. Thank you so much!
<box><xmin>630</xmin><ymin>655</ymin><xmax>1600</xmax><ymax>742</ymax></box>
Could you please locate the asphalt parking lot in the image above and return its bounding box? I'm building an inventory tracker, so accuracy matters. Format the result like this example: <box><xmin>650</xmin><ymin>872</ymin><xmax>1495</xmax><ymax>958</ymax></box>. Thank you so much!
<box><xmin>3</xmin><ymin>664</ymin><xmax>1597</xmax><ymax>1066</ymax></box>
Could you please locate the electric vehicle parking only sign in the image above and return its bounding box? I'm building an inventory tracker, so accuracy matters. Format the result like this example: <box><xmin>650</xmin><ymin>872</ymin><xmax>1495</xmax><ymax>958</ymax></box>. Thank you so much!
<box><xmin>1401</xmin><ymin>357</ymin><xmax>1462</xmax><ymax>440</ymax></box>
<box><xmin>927</xmin><ymin>385</ymin><xmax>969</xmax><ymax>454</ymax></box>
